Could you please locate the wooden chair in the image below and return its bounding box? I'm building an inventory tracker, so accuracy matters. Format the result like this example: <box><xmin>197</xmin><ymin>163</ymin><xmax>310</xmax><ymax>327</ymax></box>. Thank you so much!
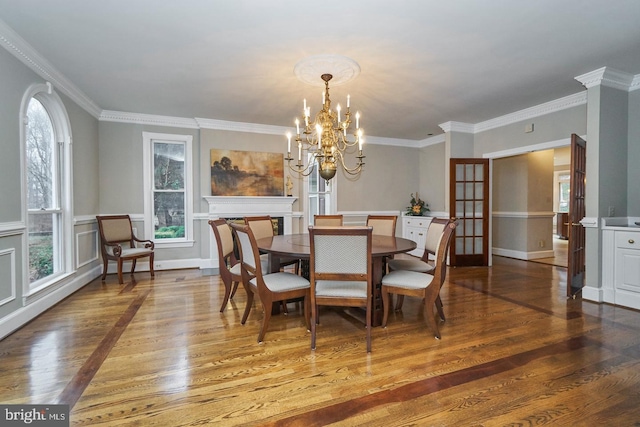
<box><xmin>309</xmin><ymin>225</ymin><xmax>373</xmax><ymax>352</ymax></box>
<box><xmin>366</xmin><ymin>215</ymin><xmax>398</xmax><ymax>236</ymax></box>
<box><xmin>209</xmin><ymin>219</ymin><xmax>242</xmax><ymax>312</ymax></box>
<box><xmin>314</xmin><ymin>214</ymin><xmax>344</xmax><ymax>226</ymax></box>
<box><xmin>96</xmin><ymin>215</ymin><xmax>154</xmax><ymax>284</ymax></box>
<box><xmin>388</xmin><ymin>217</ymin><xmax>450</xmax><ymax>310</ymax></box>
<box><xmin>381</xmin><ymin>219</ymin><xmax>457</xmax><ymax>339</ymax></box>
<box><xmin>244</xmin><ymin>216</ymin><xmax>300</xmax><ymax>274</ymax></box>
<box><xmin>230</xmin><ymin>222</ymin><xmax>310</xmax><ymax>343</ymax></box>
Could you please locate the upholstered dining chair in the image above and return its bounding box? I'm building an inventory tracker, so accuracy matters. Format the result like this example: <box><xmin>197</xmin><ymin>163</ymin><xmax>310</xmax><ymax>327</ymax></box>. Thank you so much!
<box><xmin>209</xmin><ymin>219</ymin><xmax>243</xmax><ymax>312</ymax></box>
<box><xmin>380</xmin><ymin>219</ymin><xmax>457</xmax><ymax>339</ymax></box>
<box><xmin>309</xmin><ymin>225</ymin><xmax>373</xmax><ymax>352</ymax></box>
<box><xmin>96</xmin><ymin>215</ymin><xmax>154</xmax><ymax>284</ymax></box>
<box><xmin>366</xmin><ymin>215</ymin><xmax>398</xmax><ymax>236</ymax></box>
<box><xmin>314</xmin><ymin>214</ymin><xmax>344</xmax><ymax>226</ymax></box>
<box><xmin>387</xmin><ymin>217</ymin><xmax>450</xmax><ymax>310</ymax></box>
<box><xmin>244</xmin><ymin>216</ymin><xmax>300</xmax><ymax>274</ymax></box>
<box><xmin>230</xmin><ymin>222</ymin><xmax>310</xmax><ymax>343</ymax></box>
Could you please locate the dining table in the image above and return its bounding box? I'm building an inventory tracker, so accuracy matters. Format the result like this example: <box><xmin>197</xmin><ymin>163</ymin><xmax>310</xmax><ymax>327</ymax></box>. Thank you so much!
<box><xmin>255</xmin><ymin>232</ymin><xmax>417</xmax><ymax>326</ymax></box>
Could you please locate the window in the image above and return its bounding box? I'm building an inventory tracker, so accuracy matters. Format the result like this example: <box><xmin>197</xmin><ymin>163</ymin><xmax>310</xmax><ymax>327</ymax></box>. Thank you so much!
<box><xmin>305</xmin><ymin>155</ymin><xmax>337</xmax><ymax>226</ymax></box>
<box><xmin>558</xmin><ymin>173</ymin><xmax>570</xmax><ymax>213</ymax></box>
<box><xmin>143</xmin><ymin>132</ymin><xmax>193</xmax><ymax>247</ymax></box>
<box><xmin>22</xmin><ymin>83</ymin><xmax>73</xmax><ymax>293</ymax></box>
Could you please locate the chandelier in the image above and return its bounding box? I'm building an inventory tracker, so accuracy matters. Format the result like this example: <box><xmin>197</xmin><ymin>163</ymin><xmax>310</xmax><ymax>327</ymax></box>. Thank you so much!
<box><xmin>285</xmin><ymin>73</ymin><xmax>365</xmax><ymax>183</ymax></box>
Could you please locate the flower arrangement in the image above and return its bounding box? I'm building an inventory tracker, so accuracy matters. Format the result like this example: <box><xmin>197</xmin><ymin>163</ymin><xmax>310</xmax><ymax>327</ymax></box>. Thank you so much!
<box><xmin>406</xmin><ymin>192</ymin><xmax>429</xmax><ymax>216</ymax></box>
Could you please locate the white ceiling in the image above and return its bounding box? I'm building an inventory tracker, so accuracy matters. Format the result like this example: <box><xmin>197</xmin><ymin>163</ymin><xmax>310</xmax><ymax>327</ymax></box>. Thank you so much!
<box><xmin>1</xmin><ymin>0</ymin><xmax>640</xmax><ymax>143</ymax></box>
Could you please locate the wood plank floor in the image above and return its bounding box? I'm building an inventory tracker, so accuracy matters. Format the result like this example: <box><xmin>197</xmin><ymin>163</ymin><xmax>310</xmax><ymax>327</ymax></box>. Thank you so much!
<box><xmin>2</xmin><ymin>256</ymin><xmax>640</xmax><ymax>426</ymax></box>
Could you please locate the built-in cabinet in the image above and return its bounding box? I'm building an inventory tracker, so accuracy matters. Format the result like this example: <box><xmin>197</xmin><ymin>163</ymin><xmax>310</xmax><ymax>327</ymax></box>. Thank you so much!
<box><xmin>602</xmin><ymin>218</ymin><xmax>640</xmax><ymax>310</ymax></box>
<box><xmin>402</xmin><ymin>215</ymin><xmax>433</xmax><ymax>257</ymax></box>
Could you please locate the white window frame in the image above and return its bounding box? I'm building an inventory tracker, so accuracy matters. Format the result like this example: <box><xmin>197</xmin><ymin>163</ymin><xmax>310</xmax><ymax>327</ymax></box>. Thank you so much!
<box><xmin>302</xmin><ymin>155</ymin><xmax>338</xmax><ymax>227</ymax></box>
<box><xmin>20</xmin><ymin>82</ymin><xmax>74</xmax><ymax>296</ymax></box>
<box><xmin>142</xmin><ymin>132</ymin><xmax>194</xmax><ymax>248</ymax></box>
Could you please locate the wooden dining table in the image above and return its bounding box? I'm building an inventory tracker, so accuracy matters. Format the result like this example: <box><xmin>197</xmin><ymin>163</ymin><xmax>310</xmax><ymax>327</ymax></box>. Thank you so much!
<box><xmin>255</xmin><ymin>233</ymin><xmax>417</xmax><ymax>326</ymax></box>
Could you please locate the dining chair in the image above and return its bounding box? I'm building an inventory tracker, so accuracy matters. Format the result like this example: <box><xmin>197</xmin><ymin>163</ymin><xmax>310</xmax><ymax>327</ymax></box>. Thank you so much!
<box><xmin>314</xmin><ymin>214</ymin><xmax>344</xmax><ymax>226</ymax></box>
<box><xmin>366</xmin><ymin>215</ymin><xmax>398</xmax><ymax>236</ymax></box>
<box><xmin>380</xmin><ymin>219</ymin><xmax>457</xmax><ymax>339</ymax></box>
<box><xmin>387</xmin><ymin>217</ymin><xmax>450</xmax><ymax>310</ymax></box>
<box><xmin>209</xmin><ymin>219</ymin><xmax>243</xmax><ymax>312</ymax></box>
<box><xmin>366</xmin><ymin>214</ymin><xmax>398</xmax><ymax>275</ymax></box>
<box><xmin>309</xmin><ymin>225</ymin><xmax>373</xmax><ymax>352</ymax></box>
<box><xmin>244</xmin><ymin>215</ymin><xmax>300</xmax><ymax>274</ymax></box>
<box><xmin>96</xmin><ymin>215</ymin><xmax>155</xmax><ymax>284</ymax></box>
<box><xmin>230</xmin><ymin>222</ymin><xmax>310</xmax><ymax>343</ymax></box>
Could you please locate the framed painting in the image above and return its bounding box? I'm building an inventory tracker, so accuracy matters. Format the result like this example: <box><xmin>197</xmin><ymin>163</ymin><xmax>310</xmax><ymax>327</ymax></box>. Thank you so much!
<box><xmin>210</xmin><ymin>149</ymin><xmax>284</xmax><ymax>196</ymax></box>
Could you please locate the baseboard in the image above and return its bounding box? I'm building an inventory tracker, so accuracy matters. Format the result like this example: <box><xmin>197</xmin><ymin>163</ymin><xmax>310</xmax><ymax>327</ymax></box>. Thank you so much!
<box><xmin>492</xmin><ymin>247</ymin><xmax>555</xmax><ymax>260</ymax></box>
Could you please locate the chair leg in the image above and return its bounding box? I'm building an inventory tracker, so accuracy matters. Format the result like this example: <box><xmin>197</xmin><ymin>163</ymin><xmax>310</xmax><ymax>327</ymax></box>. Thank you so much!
<box><xmin>303</xmin><ymin>294</ymin><xmax>310</xmax><ymax>332</ymax></box>
<box><xmin>395</xmin><ymin>295</ymin><xmax>404</xmax><ymax>311</ymax></box>
<box><xmin>310</xmin><ymin>302</ymin><xmax>317</xmax><ymax>350</ymax></box>
<box><xmin>149</xmin><ymin>253</ymin><xmax>155</xmax><ymax>278</ymax></box>
<box><xmin>435</xmin><ymin>295</ymin><xmax>445</xmax><ymax>321</ymax></box>
<box><xmin>131</xmin><ymin>259</ymin><xmax>137</xmax><ymax>274</ymax></box>
<box><xmin>241</xmin><ymin>285</ymin><xmax>254</xmax><ymax>325</ymax></box>
<box><xmin>101</xmin><ymin>258</ymin><xmax>108</xmax><ymax>280</ymax></box>
<box><xmin>281</xmin><ymin>301</ymin><xmax>289</xmax><ymax>315</ymax></box>
<box><xmin>424</xmin><ymin>298</ymin><xmax>441</xmax><ymax>339</ymax></box>
<box><xmin>257</xmin><ymin>297</ymin><xmax>273</xmax><ymax>343</ymax></box>
<box><xmin>219</xmin><ymin>279</ymin><xmax>232</xmax><ymax>312</ymax></box>
<box><xmin>117</xmin><ymin>259</ymin><xmax>124</xmax><ymax>284</ymax></box>
<box><xmin>230</xmin><ymin>281</ymin><xmax>240</xmax><ymax>298</ymax></box>
<box><xmin>381</xmin><ymin>286</ymin><xmax>391</xmax><ymax>328</ymax></box>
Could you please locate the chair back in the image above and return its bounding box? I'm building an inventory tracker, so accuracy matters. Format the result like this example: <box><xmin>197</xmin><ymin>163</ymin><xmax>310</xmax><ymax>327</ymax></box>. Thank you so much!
<box><xmin>422</xmin><ymin>218</ymin><xmax>450</xmax><ymax>262</ymax></box>
<box><xmin>366</xmin><ymin>215</ymin><xmax>397</xmax><ymax>236</ymax></box>
<box><xmin>314</xmin><ymin>214</ymin><xmax>344</xmax><ymax>226</ymax></box>
<box><xmin>209</xmin><ymin>219</ymin><xmax>236</xmax><ymax>265</ymax></box>
<box><xmin>97</xmin><ymin>215</ymin><xmax>134</xmax><ymax>246</ymax></box>
<box><xmin>244</xmin><ymin>215</ymin><xmax>275</xmax><ymax>240</ymax></box>
<box><xmin>310</xmin><ymin>226</ymin><xmax>372</xmax><ymax>278</ymax></box>
<box><xmin>431</xmin><ymin>219</ymin><xmax>457</xmax><ymax>284</ymax></box>
<box><xmin>230</xmin><ymin>222</ymin><xmax>262</xmax><ymax>279</ymax></box>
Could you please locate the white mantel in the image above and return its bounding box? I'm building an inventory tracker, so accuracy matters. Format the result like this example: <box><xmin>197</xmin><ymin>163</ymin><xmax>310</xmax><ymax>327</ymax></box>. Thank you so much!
<box><xmin>203</xmin><ymin>196</ymin><xmax>297</xmax><ymax>234</ymax></box>
<box><xmin>204</xmin><ymin>196</ymin><xmax>298</xmax><ymax>271</ymax></box>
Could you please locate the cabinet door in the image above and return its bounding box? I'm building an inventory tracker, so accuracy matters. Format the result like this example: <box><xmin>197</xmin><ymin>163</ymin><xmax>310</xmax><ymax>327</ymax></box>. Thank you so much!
<box><xmin>615</xmin><ymin>248</ymin><xmax>640</xmax><ymax>293</ymax></box>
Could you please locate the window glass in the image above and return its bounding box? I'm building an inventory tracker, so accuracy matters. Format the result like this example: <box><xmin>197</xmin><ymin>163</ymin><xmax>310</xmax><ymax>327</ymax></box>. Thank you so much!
<box><xmin>153</xmin><ymin>142</ymin><xmax>186</xmax><ymax>239</ymax></box>
<box><xmin>26</xmin><ymin>98</ymin><xmax>60</xmax><ymax>283</ymax></box>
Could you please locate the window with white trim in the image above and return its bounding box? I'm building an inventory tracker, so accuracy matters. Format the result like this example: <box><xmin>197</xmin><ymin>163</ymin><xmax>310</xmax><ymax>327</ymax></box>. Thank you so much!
<box><xmin>143</xmin><ymin>132</ymin><xmax>193</xmax><ymax>247</ymax></box>
<box><xmin>304</xmin><ymin>155</ymin><xmax>337</xmax><ymax>226</ymax></box>
<box><xmin>22</xmin><ymin>84</ymin><xmax>73</xmax><ymax>293</ymax></box>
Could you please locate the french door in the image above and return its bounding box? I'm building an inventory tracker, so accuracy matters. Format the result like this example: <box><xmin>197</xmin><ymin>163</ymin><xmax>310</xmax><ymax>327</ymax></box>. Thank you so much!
<box><xmin>449</xmin><ymin>159</ymin><xmax>490</xmax><ymax>266</ymax></box>
<box><xmin>567</xmin><ymin>134</ymin><xmax>586</xmax><ymax>297</ymax></box>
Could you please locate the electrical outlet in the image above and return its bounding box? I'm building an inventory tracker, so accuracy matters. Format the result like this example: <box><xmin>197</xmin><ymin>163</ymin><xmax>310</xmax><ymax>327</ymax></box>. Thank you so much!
<box><xmin>154</xmin><ymin>262</ymin><xmax>162</xmax><ymax>269</ymax></box>
<box><xmin>539</xmin><ymin>240</ymin><xmax>545</xmax><ymax>248</ymax></box>
<box><xmin>608</xmin><ymin>206</ymin><xmax>615</xmax><ymax>216</ymax></box>
<box><xmin>525</xmin><ymin>123</ymin><xmax>534</xmax><ymax>133</ymax></box>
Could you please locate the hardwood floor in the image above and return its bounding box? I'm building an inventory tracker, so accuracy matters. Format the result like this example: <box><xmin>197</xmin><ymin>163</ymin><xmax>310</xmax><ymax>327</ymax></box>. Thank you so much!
<box><xmin>2</xmin><ymin>256</ymin><xmax>640</xmax><ymax>426</ymax></box>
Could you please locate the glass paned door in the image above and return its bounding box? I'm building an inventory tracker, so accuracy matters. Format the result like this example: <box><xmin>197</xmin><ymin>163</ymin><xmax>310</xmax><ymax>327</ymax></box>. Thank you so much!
<box><xmin>450</xmin><ymin>158</ymin><xmax>489</xmax><ymax>266</ymax></box>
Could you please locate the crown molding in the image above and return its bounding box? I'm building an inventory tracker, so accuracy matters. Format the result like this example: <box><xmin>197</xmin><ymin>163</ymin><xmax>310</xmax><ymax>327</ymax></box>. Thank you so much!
<box><xmin>575</xmin><ymin>66</ymin><xmax>636</xmax><ymax>91</ymax></box>
<box><xmin>474</xmin><ymin>91</ymin><xmax>587</xmax><ymax>133</ymax></box>
<box><xmin>438</xmin><ymin>121</ymin><xmax>475</xmax><ymax>133</ymax></box>
<box><xmin>417</xmin><ymin>134</ymin><xmax>446</xmax><ymax>148</ymax></box>
<box><xmin>0</xmin><ymin>18</ymin><xmax>102</xmax><ymax>118</ymax></box>
<box><xmin>100</xmin><ymin>110</ymin><xmax>199</xmax><ymax>129</ymax></box>
<box><xmin>195</xmin><ymin>118</ymin><xmax>289</xmax><ymax>135</ymax></box>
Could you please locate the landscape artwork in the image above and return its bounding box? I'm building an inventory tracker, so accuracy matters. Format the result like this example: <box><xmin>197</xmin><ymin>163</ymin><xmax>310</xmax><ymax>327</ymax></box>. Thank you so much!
<box><xmin>210</xmin><ymin>149</ymin><xmax>284</xmax><ymax>196</ymax></box>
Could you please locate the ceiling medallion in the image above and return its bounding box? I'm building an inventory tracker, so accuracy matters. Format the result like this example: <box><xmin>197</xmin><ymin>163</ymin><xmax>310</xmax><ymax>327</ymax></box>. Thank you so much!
<box><xmin>293</xmin><ymin>54</ymin><xmax>361</xmax><ymax>87</ymax></box>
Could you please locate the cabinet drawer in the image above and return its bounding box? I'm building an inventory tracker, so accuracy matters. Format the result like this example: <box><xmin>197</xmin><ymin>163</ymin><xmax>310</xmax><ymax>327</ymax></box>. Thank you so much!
<box><xmin>404</xmin><ymin>217</ymin><xmax>431</xmax><ymax>228</ymax></box>
<box><xmin>616</xmin><ymin>231</ymin><xmax>640</xmax><ymax>249</ymax></box>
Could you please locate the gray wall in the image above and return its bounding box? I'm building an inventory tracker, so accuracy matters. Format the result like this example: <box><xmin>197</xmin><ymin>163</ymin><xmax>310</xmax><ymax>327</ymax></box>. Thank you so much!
<box><xmin>420</xmin><ymin>142</ymin><xmax>446</xmax><ymax>213</ymax></box>
<box><xmin>629</xmin><ymin>90</ymin><xmax>640</xmax><ymax>215</ymax></box>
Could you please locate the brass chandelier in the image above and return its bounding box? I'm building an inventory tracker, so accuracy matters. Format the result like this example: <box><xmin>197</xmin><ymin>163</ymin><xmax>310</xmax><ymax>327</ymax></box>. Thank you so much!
<box><xmin>285</xmin><ymin>73</ymin><xmax>365</xmax><ymax>183</ymax></box>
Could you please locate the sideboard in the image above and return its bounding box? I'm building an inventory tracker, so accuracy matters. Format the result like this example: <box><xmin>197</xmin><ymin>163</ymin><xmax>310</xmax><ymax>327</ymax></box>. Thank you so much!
<box><xmin>401</xmin><ymin>215</ymin><xmax>433</xmax><ymax>257</ymax></box>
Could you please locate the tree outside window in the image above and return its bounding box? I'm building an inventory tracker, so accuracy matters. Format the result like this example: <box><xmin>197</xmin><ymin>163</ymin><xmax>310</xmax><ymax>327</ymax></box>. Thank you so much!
<box><xmin>153</xmin><ymin>142</ymin><xmax>186</xmax><ymax>239</ymax></box>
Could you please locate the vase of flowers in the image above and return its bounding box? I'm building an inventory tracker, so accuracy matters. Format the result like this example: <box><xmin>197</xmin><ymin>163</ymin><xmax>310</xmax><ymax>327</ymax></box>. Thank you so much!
<box><xmin>406</xmin><ymin>192</ymin><xmax>429</xmax><ymax>216</ymax></box>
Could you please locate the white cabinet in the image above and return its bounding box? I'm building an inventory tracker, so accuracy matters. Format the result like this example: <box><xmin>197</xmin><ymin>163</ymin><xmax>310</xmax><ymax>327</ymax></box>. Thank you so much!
<box><xmin>602</xmin><ymin>223</ymin><xmax>640</xmax><ymax>310</ymax></box>
<box><xmin>402</xmin><ymin>216</ymin><xmax>432</xmax><ymax>257</ymax></box>
<box><xmin>614</xmin><ymin>231</ymin><xmax>640</xmax><ymax>307</ymax></box>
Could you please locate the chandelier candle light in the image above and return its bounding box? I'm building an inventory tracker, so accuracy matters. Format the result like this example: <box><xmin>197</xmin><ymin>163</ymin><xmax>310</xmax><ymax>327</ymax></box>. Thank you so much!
<box><xmin>285</xmin><ymin>73</ymin><xmax>365</xmax><ymax>183</ymax></box>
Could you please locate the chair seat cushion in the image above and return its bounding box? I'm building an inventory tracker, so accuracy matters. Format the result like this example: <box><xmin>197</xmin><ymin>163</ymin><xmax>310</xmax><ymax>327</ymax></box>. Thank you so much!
<box><xmin>108</xmin><ymin>247</ymin><xmax>153</xmax><ymax>258</ymax></box>
<box><xmin>316</xmin><ymin>280</ymin><xmax>368</xmax><ymax>298</ymax></box>
<box><xmin>251</xmin><ymin>272</ymin><xmax>309</xmax><ymax>292</ymax></box>
<box><xmin>382</xmin><ymin>270</ymin><xmax>434</xmax><ymax>290</ymax></box>
<box><xmin>229</xmin><ymin>263</ymin><xmax>242</xmax><ymax>276</ymax></box>
<box><xmin>388</xmin><ymin>258</ymin><xmax>434</xmax><ymax>273</ymax></box>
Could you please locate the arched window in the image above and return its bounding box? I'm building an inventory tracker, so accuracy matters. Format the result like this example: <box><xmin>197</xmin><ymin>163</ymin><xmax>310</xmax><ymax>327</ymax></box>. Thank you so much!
<box><xmin>22</xmin><ymin>83</ymin><xmax>73</xmax><ymax>292</ymax></box>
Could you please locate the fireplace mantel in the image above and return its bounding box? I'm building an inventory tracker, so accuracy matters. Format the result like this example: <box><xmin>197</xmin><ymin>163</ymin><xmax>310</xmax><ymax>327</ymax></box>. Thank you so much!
<box><xmin>204</xmin><ymin>196</ymin><xmax>298</xmax><ymax>270</ymax></box>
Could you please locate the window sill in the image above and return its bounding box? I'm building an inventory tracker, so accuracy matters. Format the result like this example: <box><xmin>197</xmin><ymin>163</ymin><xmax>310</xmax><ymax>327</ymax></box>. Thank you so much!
<box><xmin>153</xmin><ymin>240</ymin><xmax>195</xmax><ymax>249</ymax></box>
